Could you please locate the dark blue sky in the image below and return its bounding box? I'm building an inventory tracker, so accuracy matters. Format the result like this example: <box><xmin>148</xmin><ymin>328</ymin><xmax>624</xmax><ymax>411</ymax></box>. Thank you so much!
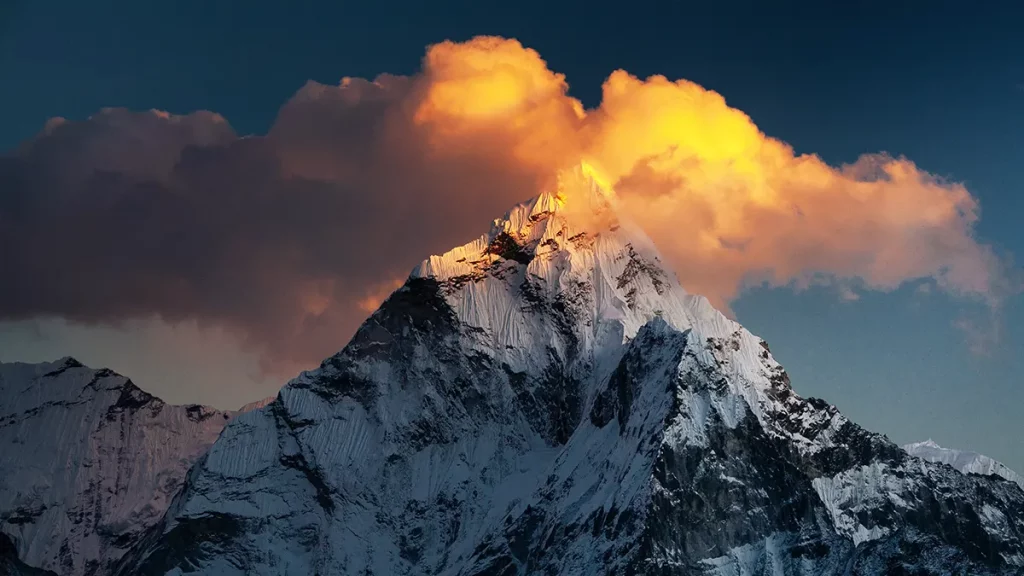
<box><xmin>2</xmin><ymin>0</ymin><xmax>1022</xmax><ymax>469</ymax></box>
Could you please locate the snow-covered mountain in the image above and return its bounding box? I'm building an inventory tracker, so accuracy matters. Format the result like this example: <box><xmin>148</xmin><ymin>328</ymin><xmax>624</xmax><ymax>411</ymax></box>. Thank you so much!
<box><xmin>904</xmin><ymin>439</ymin><xmax>1023</xmax><ymax>488</ymax></box>
<box><xmin>109</xmin><ymin>165</ymin><xmax>1023</xmax><ymax>575</ymax></box>
<box><xmin>0</xmin><ymin>358</ymin><xmax>239</xmax><ymax>575</ymax></box>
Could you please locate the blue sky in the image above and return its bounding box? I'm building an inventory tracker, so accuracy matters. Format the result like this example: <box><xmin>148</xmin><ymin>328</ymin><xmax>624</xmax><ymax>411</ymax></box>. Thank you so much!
<box><xmin>1</xmin><ymin>0</ymin><xmax>1021</xmax><ymax>470</ymax></box>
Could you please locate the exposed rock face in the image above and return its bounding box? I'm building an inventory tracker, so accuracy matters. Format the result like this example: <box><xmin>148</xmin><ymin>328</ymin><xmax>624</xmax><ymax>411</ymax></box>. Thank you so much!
<box><xmin>0</xmin><ymin>358</ymin><xmax>237</xmax><ymax>575</ymax></box>
<box><xmin>69</xmin><ymin>167</ymin><xmax>1024</xmax><ymax>574</ymax></box>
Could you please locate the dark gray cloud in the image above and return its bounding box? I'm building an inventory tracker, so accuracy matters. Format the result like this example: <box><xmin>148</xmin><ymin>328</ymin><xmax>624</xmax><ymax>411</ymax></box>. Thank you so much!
<box><xmin>0</xmin><ymin>79</ymin><xmax>541</xmax><ymax>373</ymax></box>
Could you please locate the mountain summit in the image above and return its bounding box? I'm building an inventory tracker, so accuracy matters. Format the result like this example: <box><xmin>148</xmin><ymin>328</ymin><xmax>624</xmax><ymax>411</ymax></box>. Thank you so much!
<box><xmin>0</xmin><ymin>358</ymin><xmax>237</xmax><ymax>575</ymax></box>
<box><xmin>89</xmin><ymin>166</ymin><xmax>1024</xmax><ymax>574</ymax></box>
<box><xmin>904</xmin><ymin>439</ymin><xmax>1023</xmax><ymax>489</ymax></box>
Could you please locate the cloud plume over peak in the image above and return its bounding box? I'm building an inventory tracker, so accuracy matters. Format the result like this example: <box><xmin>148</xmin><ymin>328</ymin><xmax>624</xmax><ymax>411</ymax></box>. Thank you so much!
<box><xmin>1</xmin><ymin>35</ymin><xmax>1013</xmax><ymax>379</ymax></box>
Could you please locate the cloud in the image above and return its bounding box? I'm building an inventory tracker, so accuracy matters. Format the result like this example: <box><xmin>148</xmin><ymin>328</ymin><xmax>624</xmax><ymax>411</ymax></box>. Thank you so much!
<box><xmin>954</xmin><ymin>314</ymin><xmax>1002</xmax><ymax>358</ymax></box>
<box><xmin>412</xmin><ymin>37</ymin><xmax>585</xmax><ymax>172</ymax></box>
<box><xmin>0</xmin><ymin>49</ymin><xmax>547</xmax><ymax>374</ymax></box>
<box><xmin>579</xmin><ymin>71</ymin><xmax>1013</xmax><ymax>313</ymax></box>
<box><xmin>0</xmin><ymin>36</ymin><xmax>1015</xmax><ymax>379</ymax></box>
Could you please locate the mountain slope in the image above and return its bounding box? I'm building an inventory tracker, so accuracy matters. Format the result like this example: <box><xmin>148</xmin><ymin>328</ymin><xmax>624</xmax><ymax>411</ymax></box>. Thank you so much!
<box><xmin>904</xmin><ymin>439</ymin><xmax>1023</xmax><ymax>488</ymax></box>
<box><xmin>0</xmin><ymin>358</ymin><xmax>236</xmax><ymax>575</ymax></box>
<box><xmin>116</xmin><ymin>166</ymin><xmax>1024</xmax><ymax>575</ymax></box>
<box><xmin>1</xmin><ymin>532</ymin><xmax>57</xmax><ymax>576</ymax></box>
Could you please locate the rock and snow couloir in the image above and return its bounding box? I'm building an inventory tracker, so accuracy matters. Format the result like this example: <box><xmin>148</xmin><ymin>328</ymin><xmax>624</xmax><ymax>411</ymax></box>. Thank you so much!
<box><xmin>109</xmin><ymin>165</ymin><xmax>1024</xmax><ymax>575</ymax></box>
<box><xmin>0</xmin><ymin>358</ymin><xmax>242</xmax><ymax>575</ymax></box>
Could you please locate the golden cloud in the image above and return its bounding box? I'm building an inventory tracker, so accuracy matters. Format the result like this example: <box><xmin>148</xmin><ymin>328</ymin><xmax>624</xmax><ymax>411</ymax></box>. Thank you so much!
<box><xmin>401</xmin><ymin>38</ymin><xmax>1009</xmax><ymax>312</ymax></box>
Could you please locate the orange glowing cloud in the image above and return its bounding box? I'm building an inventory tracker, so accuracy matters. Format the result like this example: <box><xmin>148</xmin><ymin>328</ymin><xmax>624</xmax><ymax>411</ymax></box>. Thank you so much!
<box><xmin>413</xmin><ymin>36</ymin><xmax>585</xmax><ymax>172</ymax></box>
<box><xmin>572</xmin><ymin>71</ymin><xmax>1006</xmax><ymax>311</ymax></box>
<box><xmin>401</xmin><ymin>39</ymin><xmax>1010</xmax><ymax>313</ymax></box>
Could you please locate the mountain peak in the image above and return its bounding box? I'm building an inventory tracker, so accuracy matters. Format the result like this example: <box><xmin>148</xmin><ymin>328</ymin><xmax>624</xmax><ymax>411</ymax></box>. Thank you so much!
<box><xmin>904</xmin><ymin>439</ymin><xmax>1023</xmax><ymax>487</ymax></box>
<box><xmin>54</xmin><ymin>356</ymin><xmax>84</xmax><ymax>369</ymax></box>
<box><xmin>413</xmin><ymin>164</ymin><xmax>681</xmax><ymax>314</ymax></box>
<box><xmin>0</xmin><ymin>360</ymin><xmax>235</xmax><ymax>575</ymax></box>
<box><xmin>412</xmin><ymin>162</ymin><xmax>624</xmax><ymax>283</ymax></box>
<box><xmin>400</xmin><ymin>165</ymin><xmax>793</xmax><ymax>447</ymax></box>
